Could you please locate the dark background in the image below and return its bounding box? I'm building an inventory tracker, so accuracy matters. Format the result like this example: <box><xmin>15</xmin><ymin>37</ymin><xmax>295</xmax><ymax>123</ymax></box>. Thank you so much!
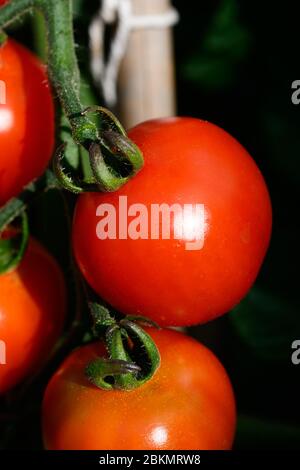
<box><xmin>173</xmin><ymin>0</ymin><xmax>300</xmax><ymax>449</ymax></box>
<box><xmin>1</xmin><ymin>0</ymin><xmax>299</xmax><ymax>449</ymax></box>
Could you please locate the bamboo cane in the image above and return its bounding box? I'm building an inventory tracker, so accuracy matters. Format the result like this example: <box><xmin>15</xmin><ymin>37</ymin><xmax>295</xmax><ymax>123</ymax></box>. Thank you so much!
<box><xmin>118</xmin><ymin>0</ymin><xmax>177</xmax><ymax>129</ymax></box>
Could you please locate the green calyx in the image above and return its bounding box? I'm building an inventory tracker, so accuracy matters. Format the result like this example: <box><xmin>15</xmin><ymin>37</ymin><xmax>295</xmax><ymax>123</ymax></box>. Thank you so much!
<box><xmin>53</xmin><ymin>107</ymin><xmax>144</xmax><ymax>194</ymax></box>
<box><xmin>86</xmin><ymin>304</ymin><xmax>161</xmax><ymax>391</ymax></box>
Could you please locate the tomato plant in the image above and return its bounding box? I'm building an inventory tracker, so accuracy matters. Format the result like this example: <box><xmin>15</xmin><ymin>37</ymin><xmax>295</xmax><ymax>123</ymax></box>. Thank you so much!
<box><xmin>73</xmin><ymin>117</ymin><xmax>272</xmax><ymax>327</ymax></box>
<box><xmin>0</xmin><ymin>237</ymin><xmax>66</xmax><ymax>394</ymax></box>
<box><xmin>0</xmin><ymin>39</ymin><xmax>54</xmax><ymax>205</ymax></box>
<box><xmin>42</xmin><ymin>328</ymin><xmax>236</xmax><ymax>450</ymax></box>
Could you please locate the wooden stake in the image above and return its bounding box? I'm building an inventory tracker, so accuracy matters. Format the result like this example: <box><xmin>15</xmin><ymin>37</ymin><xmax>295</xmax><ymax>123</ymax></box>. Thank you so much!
<box><xmin>118</xmin><ymin>0</ymin><xmax>177</xmax><ymax>129</ymax></box>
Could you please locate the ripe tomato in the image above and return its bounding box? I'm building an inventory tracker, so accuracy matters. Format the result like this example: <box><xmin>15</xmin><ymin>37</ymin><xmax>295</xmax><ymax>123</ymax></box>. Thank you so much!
<box><xmin>42</xmin><ymin>328</ymin><xmax>236</xmax><ymax>450</ymax></box>
<box><xmin>0</xmin><ymin>39</ymin><xmax>54</xmax><ymax>205</ymax></box>
<box><xmin>0</xmin><ymin>237</ymin><xmax>66</xmax><ymax>394</ymax></box>
<box><xmin>0</xmin><ymin>1</ymin><xmax>8</xmax><ymax>5</ymax></box>
<box><xmin>73</xmin><ymin>118</ymin><xmax>272</xmax><ymax>327</ymax></box>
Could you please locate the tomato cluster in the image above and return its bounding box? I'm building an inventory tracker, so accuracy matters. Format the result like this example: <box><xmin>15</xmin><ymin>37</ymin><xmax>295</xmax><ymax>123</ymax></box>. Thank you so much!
<box><xmin>0</xmin><ymin>36</ymin><xmax>272</xmax><ymax>450</ymax></box>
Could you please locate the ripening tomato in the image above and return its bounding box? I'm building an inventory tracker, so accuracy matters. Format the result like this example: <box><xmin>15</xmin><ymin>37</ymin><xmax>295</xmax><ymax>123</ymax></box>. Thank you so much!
<box><xmin>73</xmin><ymin>118</ymin><xmax>272</xmax><ymax>327</ymax></box>
<box><xmin>0</xmin><ymin>1</ymin><xmax>8</xmax><ymax>6</ymax></box>
<box><xmin>0</xmin><ymin>39</ymin><xmax>54</xmax><ymax>205</ymax></box>
<box><xmin>0</xmin><ymin>238</ymin><xmax>66</xmax><ymax>394</ymax></box>
<box><xmin>42</xmin><ymin>328</ymin><xmax>236</xmax><ymax>450</ymax></box>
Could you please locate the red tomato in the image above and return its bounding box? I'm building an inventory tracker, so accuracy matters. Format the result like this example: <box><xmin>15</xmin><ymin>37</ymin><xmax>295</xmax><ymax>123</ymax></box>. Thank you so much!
<box><xmin>0</xmin><ymin>39</ymin><xmax>54</xmax><ymax>205</ymax></box>
<box><xmin>73</xmin><ymin>118</ymin><xmax>272</xmax><ymax>327</ymax></box>
<box><xmin>42</xmin><ymin>328</ymin><xmax>236</xmax><ymax>450</ymax></box>
<box><xmin>0</xmin><ymin>238</ymin><xmax>66</xmax><ymax>394</ymax></box>
<box><xmin>0</xmin><ymin>1</ymin><xmax>8</xmax><ymax>6</ymax></box>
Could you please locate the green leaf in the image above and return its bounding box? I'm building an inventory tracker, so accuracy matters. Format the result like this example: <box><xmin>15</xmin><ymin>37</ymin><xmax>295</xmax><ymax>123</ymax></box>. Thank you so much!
<box><xmin>260</xmin><ymin>109</ymin><xmax>300</xmax><ymax>184</ymax></box>
<box><xmin>202</xmin><ymin>0</ymin><xmax>251</xmax><ymax>60</ymax></box>
<box><xmin>236</xmin><ymin>415</ymin><xmax>300</xmax><ymax>449</ymax></box>
<box><xmin>230</xmin><ymin>287</ymin><xmax>300</xmax><ymax>362</ymax></box>
<box><xmin>60</xmin><ymin>114</ymin><xmax>81</xmax><ymax>170</ymax></box>
<box><xmin>183</xmin><ymin>0</ymin><xmax>251</xmax><ymax>91</ymax></box>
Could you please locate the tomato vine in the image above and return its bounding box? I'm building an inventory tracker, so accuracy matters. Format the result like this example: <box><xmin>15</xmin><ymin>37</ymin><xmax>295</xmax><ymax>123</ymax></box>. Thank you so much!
<box><xmin>0</xmin><ymin>0</ymin><xmax>161</xmax><ymax>391</ymax></box>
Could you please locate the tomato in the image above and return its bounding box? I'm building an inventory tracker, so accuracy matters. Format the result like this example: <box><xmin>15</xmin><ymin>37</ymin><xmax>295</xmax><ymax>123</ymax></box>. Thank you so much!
<box><xmin>0</xmin><ymin>39</ymin><xmax>54</xmax><ymax>205</ymax></box>
<box><xmin>73</xmin><ymin>118</ymin><xmax>272</xmax><ymax>327</ymax></box>
<box><xmin>42</xmin><ymin>328</ymin><xmax>236</xmax><ymax>450</ymax></box>
<box><xmin>0</xmin><ymin>237</ymin><xmax>66</xmax><ymax>394</ymax></box>
<box><xmin>0</xmin><ymin>1</ymin><xmax>8</xmax><ymax>6</ymax></box>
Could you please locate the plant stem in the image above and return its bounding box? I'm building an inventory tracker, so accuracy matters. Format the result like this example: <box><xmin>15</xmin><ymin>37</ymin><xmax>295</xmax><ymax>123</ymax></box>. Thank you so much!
<box><xmin>32</xmin><ymin>9</ymin><xmax>47</xmax><ymax>61</ymax></box>
<box><xmin>0</xmin><ymin>0</ymin><xmax>34</xmax><ymax>27</ymax></box>
<box><xmin>38</xmin><ymin>0</ymin><xmax>98</xmax><ymax>145</ymax></box>
<box><xmin>0</xmin><ymin>171</ymin><xmax>58</xmax><ymax>232</ymax></box>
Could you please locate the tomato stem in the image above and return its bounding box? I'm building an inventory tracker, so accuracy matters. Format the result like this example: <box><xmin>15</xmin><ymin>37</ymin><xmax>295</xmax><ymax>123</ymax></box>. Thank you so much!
<box><xmin>39</xmin><ymin>0</ymin><xmax>98</xmax><ymax>144</ymax></box>
<box><xmin>0</xmin><ymin>171</ymin><xmax>58</xmax><ymax>233</ymax></box>
<box><xmin>0</xmin><ymin>0</ymin><xmax>35</xmax><ymax>28</ymax></box>
<box><xmin>40</xmin><ymin>0</ymin><xmax>144</xmax><ymax>190</ymax></box>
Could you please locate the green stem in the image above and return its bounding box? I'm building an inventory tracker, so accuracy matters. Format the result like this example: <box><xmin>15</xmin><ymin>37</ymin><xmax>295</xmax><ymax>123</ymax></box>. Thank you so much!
<box><xmin>0</xmin><ymin>171</ymin><xmax>57</xmax><ymax>232</ymax></box>
<box><xmin>0</xmin><ymin>0</ymin><xmax>34</xmax><ymax>28</ymax></box>
<box><xmin>32</xmin><ymin>9</ymin><xmax>47</xmax><ymax>61</ymax></box>
<box><xmin>39</xmin><ymin>0</ymin><xmax>98</xmax><ymax>145</ymax></box>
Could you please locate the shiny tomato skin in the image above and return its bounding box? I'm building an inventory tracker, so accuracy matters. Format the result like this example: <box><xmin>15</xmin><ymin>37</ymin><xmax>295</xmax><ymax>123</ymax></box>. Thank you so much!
<box><xmin>73</xmin><ymin>118</ymin><xmax>272</xmax><ymax>327</ymax></box>
<box><xmin>0</xmin><ymin>238</ymin><xmax>66</xmax><ymax>394</ymax></box>
<box><xmin>0</xmin><ymin>39</ymin><xmax>54</xmax><ymax>205</ymax></box>
<box><xmin>42</xmin><ymin>328</ymin><xmax>236</xmax><ymax>450</ymax></box>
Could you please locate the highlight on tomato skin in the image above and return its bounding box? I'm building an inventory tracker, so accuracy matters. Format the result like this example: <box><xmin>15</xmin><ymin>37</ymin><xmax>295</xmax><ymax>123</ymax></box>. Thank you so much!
<box><xmin>73</xmin><ymin>117</ymin><xmax>272</xmax><ymax>327</ymax></box>
<box><xmin>0</xmin><ymin>237</ymin><xmax>67</xmax><ymax>394</ymax></box>
<box><xmin>42</xmin><ymin>328</ymin><xmax>236</xmax><ymax>450</ymax></box>
<box><xmin>0</xmin><ymin>38</ymin><xmax>55</xmax><ymax>205</ymax></box>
